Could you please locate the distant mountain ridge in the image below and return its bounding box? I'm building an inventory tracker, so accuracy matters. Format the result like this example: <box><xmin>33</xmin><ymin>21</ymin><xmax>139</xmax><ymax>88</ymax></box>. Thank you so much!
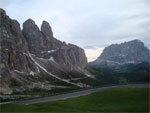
<box><xmin>88</xmin><ymin>39</ymin><xmax>150</xmax><ymax>85</ymax></box>
<box><xmin>90</xmin><ymin>40</ymin><xmax>150</xmax><ymax>66</ymax></box>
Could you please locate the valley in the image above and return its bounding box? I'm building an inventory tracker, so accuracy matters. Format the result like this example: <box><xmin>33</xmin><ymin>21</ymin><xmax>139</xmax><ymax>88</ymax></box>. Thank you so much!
<box><xmin>0</xmin><ymin>3</ymin><xmax>150</xmax><ymax>112</ymax></box>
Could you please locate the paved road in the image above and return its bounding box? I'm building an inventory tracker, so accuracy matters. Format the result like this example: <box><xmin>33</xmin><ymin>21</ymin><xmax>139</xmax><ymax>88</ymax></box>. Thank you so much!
<box><xmin>6</xmin><ymin>84</ymin><xmax>150</xmax><ymax>105</ymax></box>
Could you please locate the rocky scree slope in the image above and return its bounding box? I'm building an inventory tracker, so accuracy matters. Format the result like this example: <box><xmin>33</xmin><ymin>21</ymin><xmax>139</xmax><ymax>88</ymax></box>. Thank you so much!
<box><xmin>0</xmin><ymin>8</ymin><xmax>94</xmax><ymax>94</ymax></box>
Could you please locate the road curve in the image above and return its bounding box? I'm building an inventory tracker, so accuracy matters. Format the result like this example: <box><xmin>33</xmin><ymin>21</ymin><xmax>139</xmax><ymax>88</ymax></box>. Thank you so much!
<box><xmin>7</xmin><ymin>84</ymin><xmax>150</xmax><ymax>105</ymax></box>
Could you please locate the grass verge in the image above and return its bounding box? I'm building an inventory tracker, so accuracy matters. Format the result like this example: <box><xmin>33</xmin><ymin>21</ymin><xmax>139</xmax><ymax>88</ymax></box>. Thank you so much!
<box><xmin>1</xmin><ymin>88</ymin><xmax>149</xmax><ymax>112</ymax></box>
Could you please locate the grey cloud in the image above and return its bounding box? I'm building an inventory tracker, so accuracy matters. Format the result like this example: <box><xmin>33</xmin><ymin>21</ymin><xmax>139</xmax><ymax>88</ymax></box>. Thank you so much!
<box><xmin>83</xmin><ymin>46</ymin><xmax>97</xmax><ymax>49</ymax></box>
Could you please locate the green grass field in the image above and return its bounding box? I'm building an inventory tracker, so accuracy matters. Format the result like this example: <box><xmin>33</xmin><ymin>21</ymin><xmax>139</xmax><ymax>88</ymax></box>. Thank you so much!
<box><xmin>1</xmin><ymin>88</ymin><xmax>149</xmax><ymax>112</ymax></box>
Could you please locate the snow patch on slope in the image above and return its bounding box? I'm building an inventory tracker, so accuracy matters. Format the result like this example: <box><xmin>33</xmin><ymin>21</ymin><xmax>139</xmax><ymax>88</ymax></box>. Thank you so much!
<box><xmin>37</xmin><ymin>67</ymin><xmax>40</xmax><ymax>73</ymax></box>
<box><xmin>41</xmin><ymin>50</ymin><xmax>56</xmax><ymax>54</ymax></box>
<box><xmin>48</xmin><ymin>50</ymin><xmax>56</xmax><ymax>53</ymax></box>
<box><xmin>49</xmin><ymin>56</ymin><xmax>57</xmax><ymax>64</ymax></box>
<box><xmin>14</xmin><ymin>70</ymin><xmax>24</xmax><ymax>74</ymax></box>
<box><xmin>30</xmin><ymin>71</ymin><xmax>35</xmax><ymax>76</ymax></box>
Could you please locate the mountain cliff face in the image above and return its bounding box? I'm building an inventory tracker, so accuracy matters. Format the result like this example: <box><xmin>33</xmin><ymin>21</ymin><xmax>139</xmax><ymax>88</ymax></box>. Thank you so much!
<box><xmin>0</xmin><ymin>8</ymin><xmax>93</xmax><ymax>94</ymax></box>
<box><xmin>90</xmin><ymin>40</ymin><xmax>150</xmax><ymax>66</ymax></box>
<box><xmin>88</xmin><ymin>40</ymin><xmax>150</xmax><ymax>85</ymax></box>
<box><xmin>22</xmin><ymin>18</ymin><xmax>87</xmax><ymax>70</ymax></box>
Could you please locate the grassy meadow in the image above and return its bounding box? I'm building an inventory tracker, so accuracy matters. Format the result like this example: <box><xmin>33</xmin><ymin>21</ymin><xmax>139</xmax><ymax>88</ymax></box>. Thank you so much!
<box><xmin>1</xmin><ymin>88</ymin><xmax>149</xmax><ymax>112</ymax></box>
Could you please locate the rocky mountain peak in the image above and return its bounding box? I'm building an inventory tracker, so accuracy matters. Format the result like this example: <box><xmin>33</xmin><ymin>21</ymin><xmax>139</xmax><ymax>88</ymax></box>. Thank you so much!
<box><xmin>0</xmin><ymin>8</ymin><xmax>6</xmax><ymax>17</ymax></box>
<box><xmin>23</xmin><ymin>18</ymin><xmax>47</xmax><ymax>56</ymax></box>
<box><xmin>0</xmin><ymin>9</ymin><xmax>33</xmax><ymax>73</ymax></box>
<box><xmin>24</xmin><ymin>18</ymin><xmax>36</xmax><ymax>25</ymax></box>
<box><xmin>123</xmin><ymin>39</ymin><xmax>144</xmax><ymax>47</ymax></box>
<box><xmin>23</xmin><ymin>18</ymin><xmax>40</xmax><ymax>35</ymax></box>
<box><xmin>90</xmin><ymin>39</ymin><xmax>150</xmax><ymax>66</ymax></box>
<box><xmin>0</xmin><ymin>8</ymin><xmax>92</xmax><ymax>94</ymax></box>
<box><xmin>41</xmin><ymin>20</ymin><xmax>53</xmax><ymax>40</ymax></box>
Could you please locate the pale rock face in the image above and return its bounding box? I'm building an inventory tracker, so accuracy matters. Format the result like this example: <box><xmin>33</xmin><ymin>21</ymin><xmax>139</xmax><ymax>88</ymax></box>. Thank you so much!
<box><xmin>51</xmin><ymin>44</ymin><xmax>87</xmax><ymax>70</ymax></box>
<box><xmin>23</xmin><ymin>18</ymin><xmax>47</xmax><ymax>56</ymax></box>
<box><xmin>90</xmin><ymin>40</ymin><xmax>150</xmax><ymax>66</ymax></box>
<box><xmin>41</xmin><ymin>21</ymin><xmax>53</xmax><ymax>40</ymax></box>
<box><xmin>0</xmin><ymin>8</ymin><xmax>89</xmax><ymax>94</ymax></box>
<box><xmin>0</xmin><ymin>9</ymin><xmax>35</xmax><ymax>72</ymax></box>
<box><xmin>22</xmin><ymin>17</ymin><xmax>87</xmax><ymax>70</ymax></box>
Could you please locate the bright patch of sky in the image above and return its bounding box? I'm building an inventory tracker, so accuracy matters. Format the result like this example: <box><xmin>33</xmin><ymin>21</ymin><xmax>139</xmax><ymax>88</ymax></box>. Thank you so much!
<box><xmin>1</xmin><ymin>0</ymin><xmax>149</xmax><ymax>62</ymax></box>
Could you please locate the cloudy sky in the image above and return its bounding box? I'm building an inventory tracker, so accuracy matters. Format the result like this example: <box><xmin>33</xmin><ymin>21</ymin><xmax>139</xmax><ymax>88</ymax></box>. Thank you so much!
<box><xmin>1</xmin><ymin>0</ymin><xmax>149</xmax><ymax>62</ymax></box>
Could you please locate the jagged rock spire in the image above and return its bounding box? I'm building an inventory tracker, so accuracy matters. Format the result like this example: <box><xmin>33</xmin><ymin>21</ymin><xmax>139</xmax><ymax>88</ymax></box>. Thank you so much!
<box><xmin>41</xmin><ymin>20</ymin><xmax>53</xmax><ymax>40</ymax></box>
